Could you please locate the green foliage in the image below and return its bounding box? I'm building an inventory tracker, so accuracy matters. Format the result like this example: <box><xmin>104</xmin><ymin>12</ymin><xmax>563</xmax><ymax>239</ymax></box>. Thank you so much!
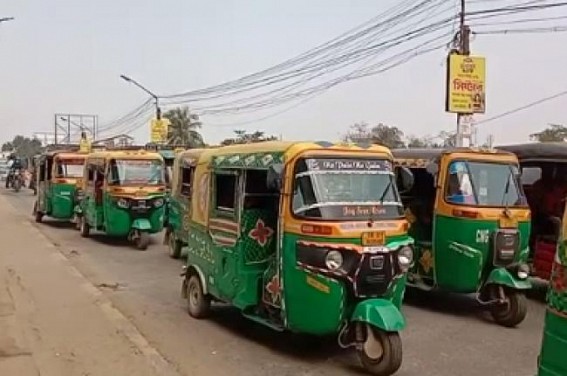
<box><xmin>220</xmin><ymin>130</ymin><xmax>278</xmax><ymax>146</ymax></box>
<box><xmin>344</xmin><ymin>122</ymin><xmax>406</xmax><ymax>149</ymax></box>
<box><xmin>530</xmin><ymin>124</ymin><xmax>567</xmax><ymax>142</ymax></box>
<box><xmin>163</xmin><ymin>106</ymin><xmax>205</xmax><ymax>148</ymax></box>
<box><xmin>1</xmin><ymin>136</ymin><xmax>43</xmax><ymax>158</ymax></box>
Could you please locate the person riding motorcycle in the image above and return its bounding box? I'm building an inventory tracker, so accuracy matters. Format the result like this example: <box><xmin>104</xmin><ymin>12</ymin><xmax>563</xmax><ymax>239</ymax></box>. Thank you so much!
<box><xmin>6</xmin><ymin>154</ymin><xmax>23</xmax><ymax>188</ymax></box>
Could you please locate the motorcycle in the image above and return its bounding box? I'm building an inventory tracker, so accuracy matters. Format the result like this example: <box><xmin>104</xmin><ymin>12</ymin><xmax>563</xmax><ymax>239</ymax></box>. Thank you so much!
<box><xmin>7</xmin><ymin>169</ymin><xmax>23</xmax><ymax>192</ymax></box>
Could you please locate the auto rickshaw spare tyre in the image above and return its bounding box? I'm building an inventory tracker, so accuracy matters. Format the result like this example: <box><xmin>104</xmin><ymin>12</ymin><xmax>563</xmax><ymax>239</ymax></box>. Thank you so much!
<box><xmin>357</xmin><ymin>323</ymin><xmax>402</xmax><ymax>376</ymax></box>
<box><xmin>168</xmin><ymin>230</ymin><xmax>182</xmax><ymax>259</ymax></box>
<box><xmin>33</xmin><ymin>202</ymin><xmax>43</xmax><ymax>223</ymax></box>
<box><xmin>489</xmin><ymin>286</ymin><xmax>527</xmax><ymax>328</ymax></box>
<box><xmin>80</xmin><ymin>217</ymin><xmax>90</xmax><ymax>238</ymax></box>
<box><xmin>186</xmin><ymin>274</ymin><xmax>211</xmax><ymax>319</ymax></box>
<box><xmin>134</xmin><ymin>231</ymin><xmax>150</xmax><ymax>251</ymax></box>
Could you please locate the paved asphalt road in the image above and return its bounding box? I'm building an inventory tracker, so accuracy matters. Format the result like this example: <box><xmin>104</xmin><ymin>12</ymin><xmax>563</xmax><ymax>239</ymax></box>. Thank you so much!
<box><xmin>3</xmin><ymin>188</ymin><xmax>548</xmax><ymax>376</ymax></box>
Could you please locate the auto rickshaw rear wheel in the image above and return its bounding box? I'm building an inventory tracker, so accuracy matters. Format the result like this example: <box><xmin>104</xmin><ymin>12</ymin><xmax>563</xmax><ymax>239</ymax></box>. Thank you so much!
<box><xmin>489</xmin><ymin>287</ymin><xmax>527</xmax><ymax>328</ymax></box>
<box><xmin>80</xmin><ymin>217</ymin><xmax>90</xmax><ymax>238</ymax></box>
<box><xmin>186</xmin><ymin>274</ymin><xmax>210</xmax><ymax>319</ymax></box>
<box><xmin>135</xmin><ymin>232</ymin><xmax>150</xmax><ymax>250</ymax></box>
<box><xmin>357</xmin><ymin>323</ymin><xmax>402</xmax><ymax>376</ymax></box>
<box><xmin>168</xmin><ymin>230</ymin><xmax>182</xmax><ymax>259</ymax></box>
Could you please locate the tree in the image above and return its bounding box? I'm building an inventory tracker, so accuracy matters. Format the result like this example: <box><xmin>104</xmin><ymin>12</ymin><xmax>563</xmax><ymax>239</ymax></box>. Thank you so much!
<box><xmin>344</xmin><ymin>122</ymin><xmax>406</xmax><ymax>148</ymax></box>
<box><xmin>163</xmin><ymin>106</ymin><xmax>205</xmax><ymax>147</ymax></box>
<box><xmin>406</xmin><ymin>136</ymin><xmax>429</xmax><ymax>148</ymax></box>
<box><xmin>1</xmin><ymin>136</ymin><xmax>43</xmax><ymax>158</ymax></box>
<box><xmin>220</xmin><ymin>130</ymin><xmax>278</xmax><ymax>146</ymax></box>
<box><xmin>530</xmin><ymin>124</ymin><xmax>567</xmax><ymax>142</ymax></box>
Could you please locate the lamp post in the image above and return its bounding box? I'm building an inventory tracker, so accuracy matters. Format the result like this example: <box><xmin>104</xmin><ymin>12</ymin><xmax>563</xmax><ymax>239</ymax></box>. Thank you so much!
<box><xmin>0</xmin><ymin>17</ymin><xmax>14</xmax><ymax>23</ymax></box>
<box><xmin>120</xmin><ymin>74</ymin><xmax>161</xmax><ymax>119</ymax></box>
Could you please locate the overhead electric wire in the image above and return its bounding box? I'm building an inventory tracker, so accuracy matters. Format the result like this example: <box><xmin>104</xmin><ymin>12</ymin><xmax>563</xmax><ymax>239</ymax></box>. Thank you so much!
<box><xmin>473</xmin><ymin>25</ymin><xmax>567</xmax><ymax>34</ymax></box>
<box><xmin>162</xmin><ymin>0</ymin><xmax>447</xmax><ymax>100</ymax></box>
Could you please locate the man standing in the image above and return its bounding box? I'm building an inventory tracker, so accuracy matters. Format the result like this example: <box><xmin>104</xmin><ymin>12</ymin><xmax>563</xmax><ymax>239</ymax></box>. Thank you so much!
<box><xmin>79</xmin><ymin>131</ymin><xmax>92</xmax><ymax>153</ymax></box>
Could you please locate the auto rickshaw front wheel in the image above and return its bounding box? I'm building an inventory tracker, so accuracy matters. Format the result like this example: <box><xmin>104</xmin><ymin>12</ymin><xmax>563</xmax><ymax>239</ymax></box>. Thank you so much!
<box><xmin>186</xmin><ymin>274</ymin><xmax>211</xmax><ymax>319</ymax></box>
<box><xmin>80</xmin><ymin>217</ymin><xmax>90</xmax><ymax>238</ymax></box>
<box><xmin>357</xmin><ymin>323</ymin><xmax>402</xmax><ymax>376</ymax></box>
<box><xmin>489</xmin><ymin>287</ymin><xmax>527</xmax><ymax>328</ymax></box>
<box><xmin>134</xmin><ymin>231</ymin><xmax>150</xmax><ymax>251</ymax></box>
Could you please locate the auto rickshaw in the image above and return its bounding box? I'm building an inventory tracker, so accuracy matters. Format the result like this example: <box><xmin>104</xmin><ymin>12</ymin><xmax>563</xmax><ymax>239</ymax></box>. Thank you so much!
<box><xmin>76</xmin><ymin>150</ymin><xmax>166</xmax><ymax>250</ymax></box>
<box><xmin>181</xmin><ymin>141</ymin><xmax>415</xmax><ymax>375</ymax></box>
<box><xmin>392</xmin><ymin>148</ymin><xmax>532</xmax><ymax>327</ymax></box>
<box><xmin>164</xmin><ymin>148</ymin><xmax>207</xmax><ymax>259</ymax></box>
<box><xmin>537</xmin><ymin>200</ymin><xmax>567</xmax><ymax>375</ymax></box>
<box><xmin>33</xmin><ymin>150</ymin><xmax>87</xmax><ymax>223</ymax></box>
<box><xmin>499</xmin><ymin>143</ymin><xmax>567</xmax><ymax>281</ymax></box>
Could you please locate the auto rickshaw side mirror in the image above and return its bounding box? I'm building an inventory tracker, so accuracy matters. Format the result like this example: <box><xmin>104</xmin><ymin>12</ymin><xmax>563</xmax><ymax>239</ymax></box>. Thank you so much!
<box><xmin>266</xmin><ymin>163</ymin><xmax>284</xmax><ymax>192</ymax></box>
<box><xmin>399</xmin><ymin>166</ymin><xmax>414</xmax><ymax>193</ymax></box>
<box><xmin>426</xmin><ymin>162</ymin><xmax>438</xmax><ymax>175</ymax></box>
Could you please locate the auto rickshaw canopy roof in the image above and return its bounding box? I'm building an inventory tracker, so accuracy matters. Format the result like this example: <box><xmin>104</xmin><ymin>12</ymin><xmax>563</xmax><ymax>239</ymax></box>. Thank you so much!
<box><xmin>85</xmin><ymin>150</ymin><xmax>164</xmax><ymax>162</ymax></box>
<box><xmin>498</xmin><ymin>143</ymin><xmax>567</xmax><ymax>163</ymax></box>
<box><xmin>391</xmin><ymin>147</ymin><xmax>517</xmax><ymax>168</ymax></box>
<box><xmin>194</xmin><ymin>140</ymin><xmax>394</xmax><ymax>169</ymax></box>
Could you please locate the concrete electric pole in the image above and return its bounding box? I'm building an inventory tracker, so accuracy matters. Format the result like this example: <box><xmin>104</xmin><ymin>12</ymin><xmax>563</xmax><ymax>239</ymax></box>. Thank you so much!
<box><xmin>456</xmin><ymin>0</ymin><xmax>472</xmax><ymax>147</ymax></box>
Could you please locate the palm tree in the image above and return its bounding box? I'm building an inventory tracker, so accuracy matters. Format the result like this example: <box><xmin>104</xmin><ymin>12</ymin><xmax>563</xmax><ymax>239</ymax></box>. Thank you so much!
<box><xmin>164</xmin><ymin>106</ymin><xmax>204</xmax><ymax>147</ymax></box>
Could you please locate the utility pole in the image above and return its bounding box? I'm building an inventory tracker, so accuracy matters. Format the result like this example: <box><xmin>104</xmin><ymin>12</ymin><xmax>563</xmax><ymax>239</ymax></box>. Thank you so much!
<box><xmin>456</xmin><ymin>0</ymin><xmax>471</xmax><ymax>147</ymax></box>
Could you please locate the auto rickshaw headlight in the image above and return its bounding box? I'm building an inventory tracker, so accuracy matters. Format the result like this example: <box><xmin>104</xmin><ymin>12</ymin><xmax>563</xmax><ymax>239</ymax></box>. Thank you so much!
<box><xmin>117</xmin><ymin>198</ymin><xmax>129</xmax><ymax>209</ymax></box>
<box><xmin>517</xmin><ymin>263</ymin><xmax>530</xmax><ymax>280</ymax></box>
<box><xmin>397</xmin><ymin>246</ymin><xmax>413</xmax><ymax>271</ymax></box>
<box><xmin>153</xmin><ymin>198</ymin><xmax>164</xmax><ymax>208</ymax></box>
<box><xmin>325</xmin><ymin>250</ymin><xmax>343</xmax><ymax>271</ymax></box>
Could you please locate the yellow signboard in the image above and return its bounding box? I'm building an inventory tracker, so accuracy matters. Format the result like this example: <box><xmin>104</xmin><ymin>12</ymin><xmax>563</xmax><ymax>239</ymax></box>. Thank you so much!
<box><xmin>446</xmin><ymin>54</ymin><xmax>486</xmax><ymax>114</ymax></box>
<box><xmin>150</xmin><ymin>118</ymin><xmax>170</xmax><ymax>143</ymax></box>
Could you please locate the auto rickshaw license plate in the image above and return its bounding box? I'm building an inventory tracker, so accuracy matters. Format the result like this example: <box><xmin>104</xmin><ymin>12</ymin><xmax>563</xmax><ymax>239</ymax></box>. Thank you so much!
<box><xmin>361</xmin><ymin>231</ymin><xmax>385</xmax><ymax>246</ymax></box>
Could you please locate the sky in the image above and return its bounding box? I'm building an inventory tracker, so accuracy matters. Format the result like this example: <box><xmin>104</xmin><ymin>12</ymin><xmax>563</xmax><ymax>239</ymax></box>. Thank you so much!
<box><xmin>1</xmin><ymin>0</ymin><xmax>566</xmax><ymax>146</ymax></box>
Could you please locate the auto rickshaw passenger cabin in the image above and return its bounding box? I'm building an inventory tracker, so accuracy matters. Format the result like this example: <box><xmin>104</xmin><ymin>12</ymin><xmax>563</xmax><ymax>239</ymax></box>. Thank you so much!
<box><xmin>499</xmin><ymin>143</ymin><xmax>567</xmax><ymax>280</ymax></box>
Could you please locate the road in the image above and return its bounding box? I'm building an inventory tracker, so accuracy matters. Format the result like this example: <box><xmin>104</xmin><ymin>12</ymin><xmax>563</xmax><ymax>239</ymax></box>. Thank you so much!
<box><xmin>2</xmin><ymin>188</ymin><xmax>548</xmax><ymax>376</ymax></box>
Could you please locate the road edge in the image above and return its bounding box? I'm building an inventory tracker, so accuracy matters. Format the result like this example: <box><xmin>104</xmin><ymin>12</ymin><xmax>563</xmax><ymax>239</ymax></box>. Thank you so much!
<box><xmin>3</xmin><ymin>194</ymin><xmax>182</xmax><ymax>376</ymax></box>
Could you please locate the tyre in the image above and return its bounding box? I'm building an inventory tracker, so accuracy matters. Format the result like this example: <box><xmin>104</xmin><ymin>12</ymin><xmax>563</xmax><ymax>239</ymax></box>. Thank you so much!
<box><xmin>490</xmin><ymin>288</ymin><xmax>527</xmax><ymax>328</ymax></box>
<box><xmin>13</xmin><ymin>178</ymin><xmax>21</xmax><ymax>192</ymax></box>
<box><xmin>186</xmin><ymin>274</ymin><xmax>211</xmax><ymax>319</ymax></box>
<box><xmin>33</xmin><ymin>202</ymin><xmax>43</xmax><ymax>223</ymax></box>
<box><xmin>135</xmin><ymin>232</ymin><xmax>150</xmax><ymax>250</ymax></box>
<box><xmin>80</xmin><ymin>217</ymin><xmax>90</xmax><ymax>238</ymax></box>
<box><xmin>357</xmin><ymin>324</ymin><xmax>403</xmax><ymax>376</ymax></box>
<box><xmin>168</xmin><ymin>230</ymin><xmax>182</xmax><ymax>259</ymax></box>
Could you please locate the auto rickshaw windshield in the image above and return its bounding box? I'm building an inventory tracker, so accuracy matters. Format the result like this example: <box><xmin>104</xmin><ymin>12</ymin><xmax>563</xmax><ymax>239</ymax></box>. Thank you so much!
<box><xmin>292</xmin><ymin>157</ymin><xmax>403</xmax><ymax>220</ymax></box>
<box><xmin>108</xmin><ymin>158</ymin><xmax>164</xmax><ymax>186</ymax></box>
<box><xmin>446</xmin><ymin>160</ymin><xmax>527</xmax><ymax>207</ymax></box>
<box><xmin>55</xmin><ymin>158</ymin><xmax>84</xmax><ymax>178</ymax></box>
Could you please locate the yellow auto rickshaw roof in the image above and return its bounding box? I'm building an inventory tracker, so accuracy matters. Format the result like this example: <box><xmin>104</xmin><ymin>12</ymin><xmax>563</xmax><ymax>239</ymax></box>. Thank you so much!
<box><xmin>86</xmin><ymin>150</ymin><xmax>164</xmax><ymax>161</ymax></box>
<box><xmin>392</xmin><ymin>147</ymin><xmax>518</xmax><ymax>168</ymax></box>
<box><xmin>195</xmin><ymin>140</ymin><xmax>393</xmax><ymax>167</ymax></box>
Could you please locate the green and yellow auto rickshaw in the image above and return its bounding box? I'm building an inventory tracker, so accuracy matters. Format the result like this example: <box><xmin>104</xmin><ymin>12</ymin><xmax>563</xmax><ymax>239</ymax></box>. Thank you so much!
<box><xmin>392</xmin><ymin>148</ymin><xmax>532</xmax><ymax>327</ymax></box>
<box><xmin>181</xmin><ymin>141</ymin><xmax>415</xmax><ymax>375</ymax></box>
<box><xmin>33</xmin><ymin>150</ymin><xmax>87</xmax><ymax>223</ymax></box>
<box><xmin>164</xmin><ymin>148</ymin><xmax>207</xmax><ymax>259</ymax></box>
<box><xmin>77</xmin><ymin>150</ymin><xmax>166</xmax><ymax>250</ymax></box>
<box><xmin>537</xmin><ymin>200</ymin><xmax>567</xmax><ymax>375</ymax></box>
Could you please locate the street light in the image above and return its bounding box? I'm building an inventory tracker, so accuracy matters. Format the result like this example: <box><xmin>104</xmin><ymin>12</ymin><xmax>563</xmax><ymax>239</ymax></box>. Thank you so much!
<box><xmin>0</xmin><ymin>17</ymin><xmax>14</xmax><ymax>23</ymax></box>
<box><xmin>119</xmin><ymin>74</ymin><xmax>161</xmax><ymax>119</ymax></box>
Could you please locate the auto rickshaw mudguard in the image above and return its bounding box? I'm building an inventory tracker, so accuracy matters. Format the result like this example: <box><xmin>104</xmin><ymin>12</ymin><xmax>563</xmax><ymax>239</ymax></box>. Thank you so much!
<box><xmin>485</xmin><ymin>267</ymin><xmax>531</xmax><ymax>290</ymax></box>
<box><xmin>131</xmin><ymin>218</ymin><xmax>152</xmax><ymax>231</ymax></box>
<box><xmin>351</xmin><ymin>299</ymin><xmax>406</xmax><ymax>332</ymax></box>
